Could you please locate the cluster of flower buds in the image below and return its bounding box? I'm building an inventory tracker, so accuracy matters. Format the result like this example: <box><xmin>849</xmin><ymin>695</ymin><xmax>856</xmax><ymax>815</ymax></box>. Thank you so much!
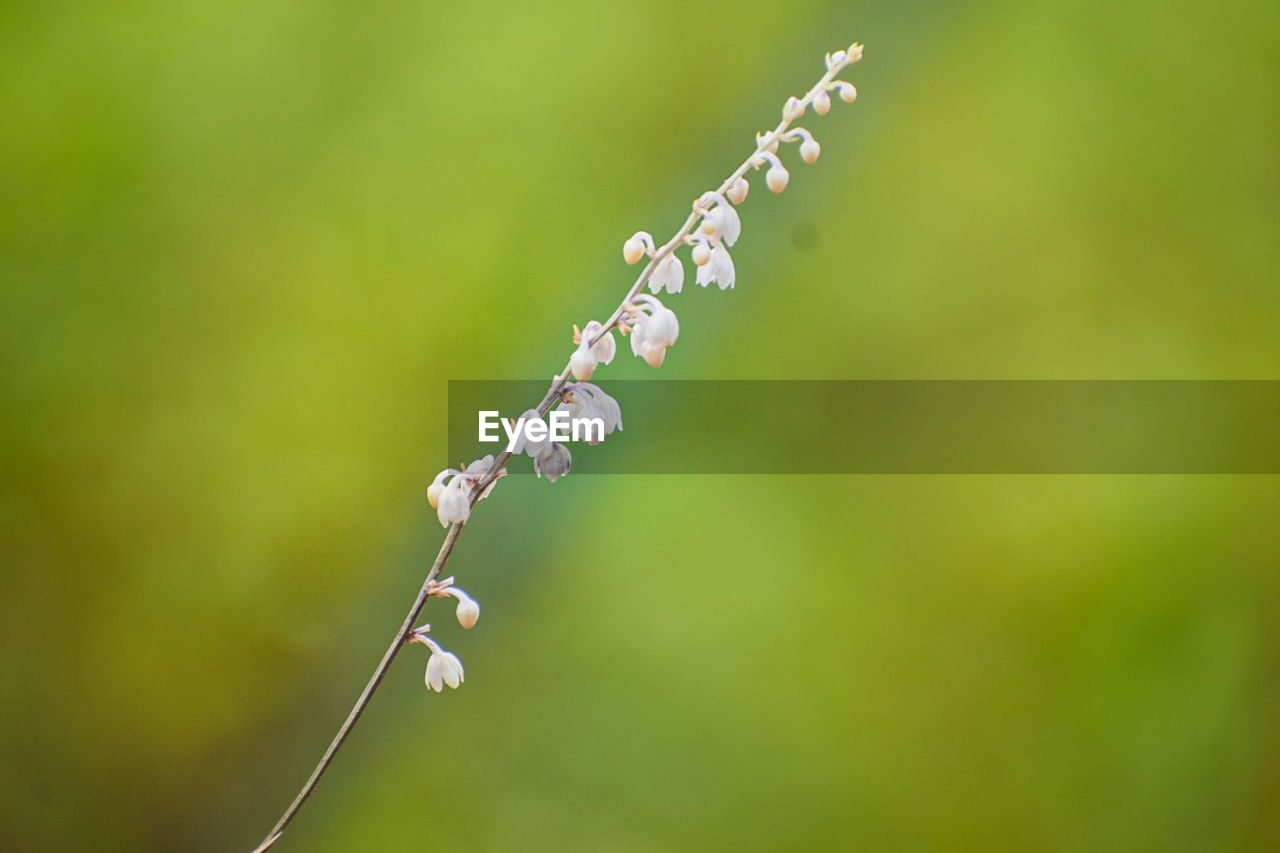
<box><xmin>623</xmin><ymin>231</ymin><xmax>684</xmax><ymax>295</ymax></box>
<box><xmin>690</xmin><ymin>191</ymin><xmax>740</xmax><ymax>290</ymax></box>
<box><xmin>748</xmin><ymin>41</ymin><xmax>863</xmax><ymax>197</ymax></box>
<box><xmin>409</xmin><ymin>577</ymin><xmax>483</xmax><ymax>693</ymax></box>
<box><xmin>610</xmin><ymin>43</ymin><xmax>862</xmax><ymax>360</ymax></box>
<box><xmin>427</xmin><ymin>454</ymin><xmax>507</xmax><ymax>528</ymax></box>
<box><xmin>400</xmin><ymin>44</ymin><xmax>864</xmax><ymax>710</ymax></box>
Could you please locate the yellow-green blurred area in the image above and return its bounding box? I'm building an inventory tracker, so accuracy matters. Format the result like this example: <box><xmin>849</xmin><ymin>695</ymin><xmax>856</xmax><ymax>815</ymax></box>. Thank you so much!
<box><xmin>2</xmin><ymin>0</ymin><xmax>1278</xmax><ymax>849</ymax></box>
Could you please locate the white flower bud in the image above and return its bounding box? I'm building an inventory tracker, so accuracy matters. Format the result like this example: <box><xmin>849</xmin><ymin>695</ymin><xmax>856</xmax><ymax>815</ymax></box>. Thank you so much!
<box><xmin>436</xmin><ymin>478</ymin><xmax>471</xmax><ymax>528</ymax></box>
<box><xmin>727</xmin><ymin>177</ymin><xmax>749</xmax><ymax>205</ymax></box>
<box><xmin>783</xmin><ymin>96</ymin><xmax>805</xmax><ymax>120</ymax></box>
<box><xmin>623</xmin><ymin>231</ymin><xmax>653</xmax><ymax>266</ymax></box>
<box><xmin>691</xmin><ymin>241</ymin><xmax>711</xmax><ymax>266</ymax></box>
<box><xmin>534</xmin><ymin>442</ymin><xmax>572</xmax><ymax>482</ymax></box>
<box><xmin>848</xmin><ymin>43</ymin><xmax>864</xmax><ymax>63</ymax></box>
<box><xmin>423</xmin><ymin>640</ymin><xmax>465</xmax><ymax>692</ymax></box>
<box><xmin>813</xmin><ymin>89</ymin><xmax>831</xmax><ymax>115</ymax></box>
<box><xmin>836</xmin><ymin>81</ymin><xmax>857</xmax><ymax>102</ymax></box>
<box><xmin>446</xmin><ymin>587</ymin><xmax>480</xmax><ymax>629</ymax></box>
<box><xmin>767</xmin><ymin>161</ymin><xmax>790</xmax><ymax>193</ymax></box>
<box><xmin>829</xmin><ymin>49</ymin><xmax>848</xmax><ymax>68</ymax></box>
<box><xmin>623</xmin><ymin>236</ymin><xmax>645</xmax><ymax>265</ymax></box>
<box><xmin>800</xmin><ymin>138</ymin><xmax>821</xmax><ymax>164</ymax></box>
<box><xmin>456</xmin><ymin>597</ymin><xmax>479</xmax><ymax>629</ymax></box>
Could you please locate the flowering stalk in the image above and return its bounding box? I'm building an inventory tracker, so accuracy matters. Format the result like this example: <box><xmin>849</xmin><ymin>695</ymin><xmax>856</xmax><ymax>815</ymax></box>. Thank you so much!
<box><xmin>250</xmin><ymin>42</ymin><xmax>864</xmax><ymax>852</ymax></box>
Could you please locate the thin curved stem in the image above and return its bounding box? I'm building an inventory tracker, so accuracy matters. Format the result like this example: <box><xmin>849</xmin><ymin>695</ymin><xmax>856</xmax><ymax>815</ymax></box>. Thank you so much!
<box><xmin>250</xmin><ymin>523</ymin><xmax>464</xmax><ymax>853</ymax></box>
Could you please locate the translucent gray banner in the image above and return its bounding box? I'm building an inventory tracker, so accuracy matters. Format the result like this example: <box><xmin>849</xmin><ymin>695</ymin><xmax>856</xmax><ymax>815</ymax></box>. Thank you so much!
<box><xmin>447</xmin><ymin>381</ymin><xmax>1280</xmax><ymax>474</ymax></box>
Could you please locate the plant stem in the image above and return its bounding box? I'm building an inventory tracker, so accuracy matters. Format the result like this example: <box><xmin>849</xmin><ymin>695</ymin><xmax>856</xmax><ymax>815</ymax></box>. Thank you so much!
<box><xmin>250</xmin><ymin>524</ymin><xmax>464</xmax><ymax>853</ymax></box>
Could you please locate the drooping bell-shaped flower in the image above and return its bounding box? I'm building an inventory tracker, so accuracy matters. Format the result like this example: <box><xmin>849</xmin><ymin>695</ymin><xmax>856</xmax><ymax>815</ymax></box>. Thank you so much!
<box><xmin>511</xmin><ymin>408</ymin><xmax>550</xmax><ymax>458</ymax></box>
<box><xmin>427</xmin><ymin>468</ymin><xmax>457</xmax><ymax>510</ymax></box>
<box><xmin>648</xmin><ymin>252</ymin><xmax>684</xmax><ymax>295</ymax></box>
<box><xmin>422</xmin><ymin>637</ymin><xmax>465</xmax><ymax>692</ymax></box>
<box><xmin>569</xmin><ymin>345</ymin><xmax>597</xmax><ymax>381</ymax></box>
<box><xmin>628</xmin><ymin>294</ymin><xmax>679</xmax><ymax>368</ymax></box>
<box><xmin>534</xmin><ymin>442</ymin><xmax>572</xmax><ymax>482</ymax></box>
<box><xmin>559</xmin><ymin>382</ymin><xmax>623</xmax><ymax>445</ymax></box>
<box><xmin>727</xmin><ymin>177</ymin><xmax>749</xmax><ymax>205</ymax></box>
<box><xmin>692</xmin><ymin>235</ymin><xmax>734</xmax><ymax>290</ymax></box>
<box><xmin>436</xmin><ymin>477</ymin><xmax>471</xmax><ymax>528</ymax></box>
<box><xmin>709</xmin><ymin>244</ymin><xmax>736</xmax><ymax>290</ymax></box>
<box><xmin>698</xmin><ymin>191</ymin><xmax>741</xmax><ymax>247</ymax></box>
<box><xmin>570</xmin><ymin>321</ymin><xmax>614</xmax><ymax>381</ymax></box>
<box><xmin>581</xmin><ymin>320</ymin><xmax>615</xmax><ymax>364</ymax></box>
<box><xmin>461</xmin><ymin>454</ymin><xmax>505</xmax><ymax>500</ymax></box>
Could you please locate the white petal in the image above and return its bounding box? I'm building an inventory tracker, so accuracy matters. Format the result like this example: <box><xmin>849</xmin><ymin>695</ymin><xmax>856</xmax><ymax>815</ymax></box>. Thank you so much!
<box><xmin>630</xmin><ymin>322</ymin><xmax>647</xmax><ymax>358</ymax></box>
<box><xmin>719</xmin><ymin>205</ymin><xmax>741</xmax><ymax>247</ymax></box>
<box><xmin>640</xmin><ymin>341</ymin><xmax>666</xmax><ymax>368</ymax></box>
<box><xmin>441</xmin><ymin>653</ymin><xmax>464</xmax><ymax>688</ymax></box>
<box><xmin>425</xmin><ymin>657</ymin><xmax>443</xmax><ymax>692</ymax></box>
<box><xmin>436</xmin><ymin>481</ymin><xmax>471</xmax><ymax>527</ymax></box>
<box><xmin>695</xmin><ymin>261</ymin><xmax>714</xmax><ymax>287</ymax></box>
<box><xmin>427</xmin><ymin>470</ymin><xmax>453</xmax><ymax>510</ymax></box>
<box><xmin>712</xmin><ymin>245</ymin><xmax>736</xmax><ymax>290</ymax></box>
<box><xmin>656</xmin><ymin>307</ymin><xmax>679</xmax><ymax>346</ymax></box>
<box><xmin>650</xmin><ymin>254</ymin><xmax>683</xmax><ymax>295</ymax></box>
<box><xmin>595</xmin><ymin>333</ymin><xmax>616</xmax><ymax>364</ymax></box>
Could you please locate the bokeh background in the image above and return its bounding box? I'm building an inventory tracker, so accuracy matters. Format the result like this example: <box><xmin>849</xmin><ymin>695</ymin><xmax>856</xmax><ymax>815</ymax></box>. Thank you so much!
<box><xmin>3</xmin><ymin>0</ymin><xmax>1278</xmax><ymax>850</ymax></box>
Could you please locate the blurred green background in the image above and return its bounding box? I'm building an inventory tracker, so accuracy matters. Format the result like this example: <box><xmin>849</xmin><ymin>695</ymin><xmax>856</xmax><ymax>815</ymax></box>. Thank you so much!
<box><xmin>3</xmin><ymin>0</ymin><xmax>1278</xmax><ymax>850</ymax></box>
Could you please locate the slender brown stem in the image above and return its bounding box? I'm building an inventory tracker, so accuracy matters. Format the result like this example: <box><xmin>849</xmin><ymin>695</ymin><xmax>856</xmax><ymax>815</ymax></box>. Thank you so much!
<box><xmin>250</xmin><ymin>523</ymin><xmax>464</xmax><ymax>852</ymax></box>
